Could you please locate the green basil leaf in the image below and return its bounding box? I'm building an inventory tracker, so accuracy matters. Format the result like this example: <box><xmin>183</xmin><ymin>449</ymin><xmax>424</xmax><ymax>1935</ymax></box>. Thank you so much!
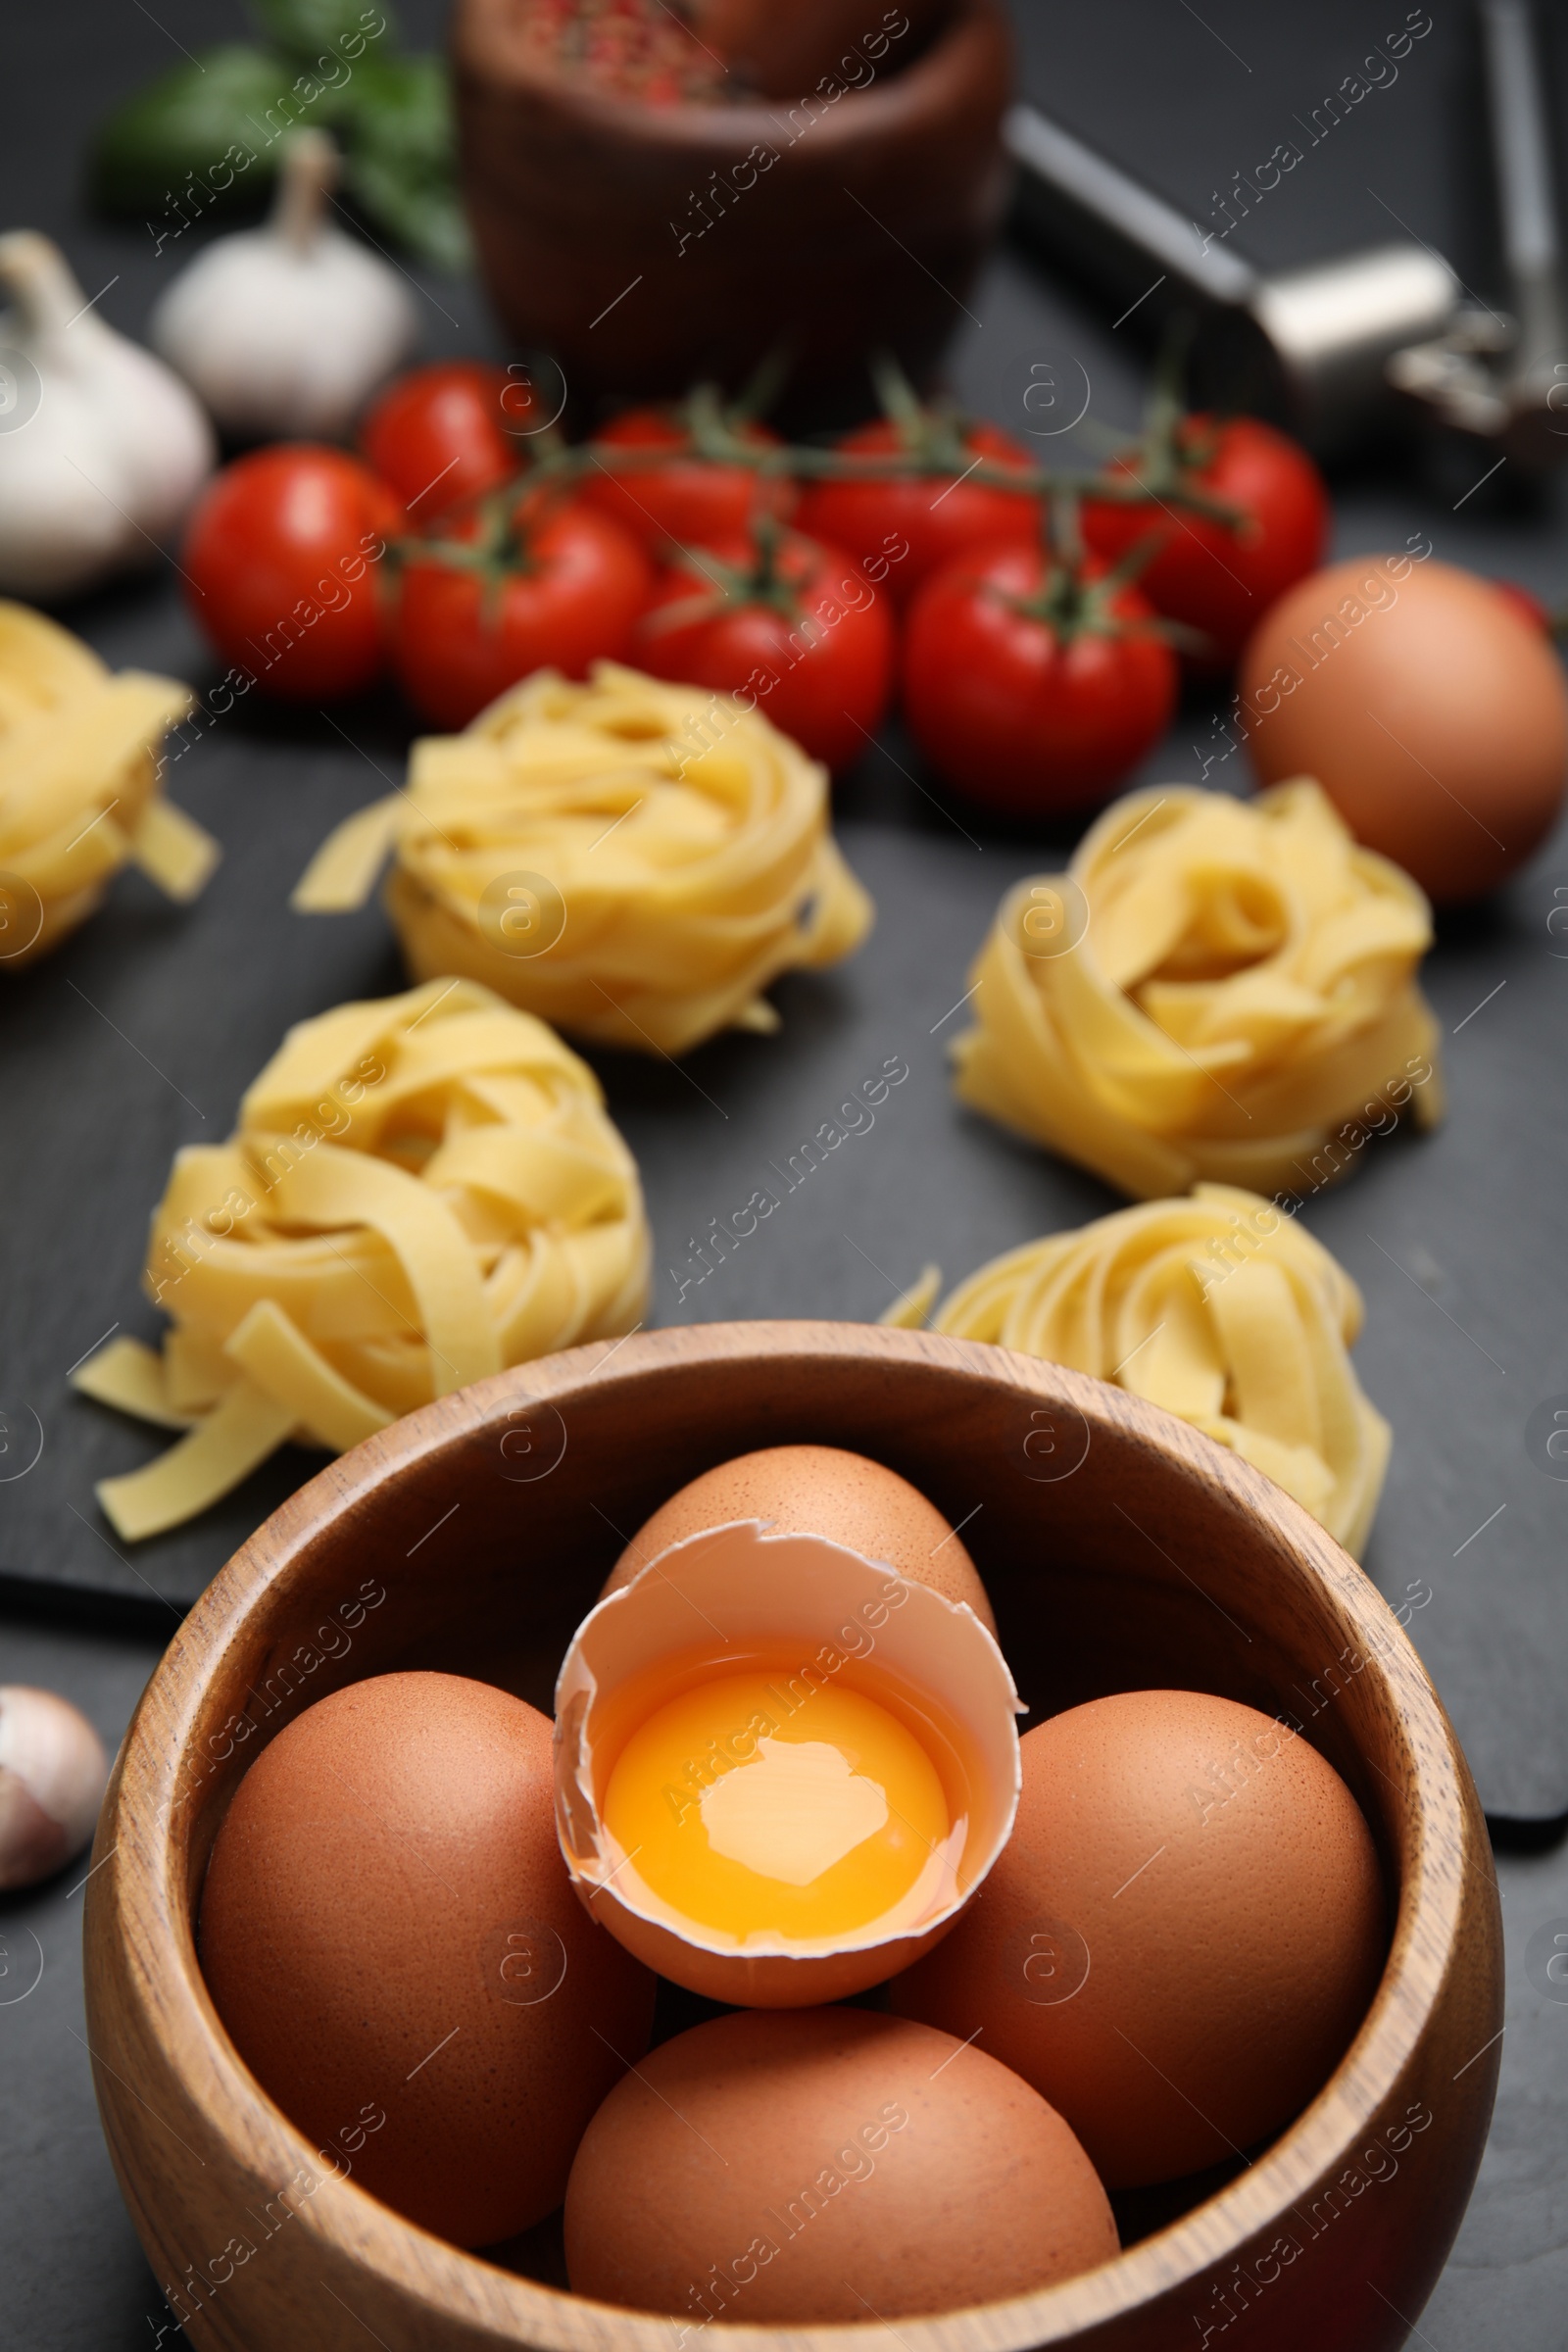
<box><xmin>248</xmin><ymin>0</ymin><xmax>401</xmax><ymax>71</ymax></box>
<box><xmin>340</xmin><ymin>54</ymin><xmax>472</xmax><ymax>273</ymax></box>
<box><xmin>88</xmin><ymin>47</ymin><xmax>306</xmax><ymax>217</ymax></box>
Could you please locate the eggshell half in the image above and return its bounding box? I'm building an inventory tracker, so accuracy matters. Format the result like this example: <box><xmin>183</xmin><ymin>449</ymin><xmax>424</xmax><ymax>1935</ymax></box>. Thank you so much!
<box><xmin>557</xmin><ymin>1521</ymin><xmax>1023</xmax><ymax>2005</ymax></box>
<box><xmin>891</xmin><ymin>1690</ymin><xmax>1386</xmax><ymax>2185</ymax></box>
<box><xmin>200</xmin><ymin>1671</ymin><xmax>657</xmax><ymax>2246</ymax></box>
<box><xmin>564</xmin><ymin>2006</ymin><xmax>1118</xmax><ymax>2321</ymax></box>
<box><xmin>604</xmin><ymin>1445</ymin><xmax>998</xmax><ymax>1634</ymax></box>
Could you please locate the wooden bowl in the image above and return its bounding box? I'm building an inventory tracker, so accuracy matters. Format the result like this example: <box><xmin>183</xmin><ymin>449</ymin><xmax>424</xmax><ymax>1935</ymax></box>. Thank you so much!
<box><xmin>84</xmin><ymin>1323</ymin><xmax>1501</xmax><ymax>2351</ymax></box>
<box><xmin>452</xmin><ymin>0</ymin><xmax>1013</xmax><ymax>418</ymax></box>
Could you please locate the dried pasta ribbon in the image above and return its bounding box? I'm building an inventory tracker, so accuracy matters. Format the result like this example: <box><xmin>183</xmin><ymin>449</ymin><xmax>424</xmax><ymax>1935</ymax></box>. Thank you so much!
<box><xmin>953</xmin><ymin>780</ymin><xmax>1444</xmax><ymax>1200</ymax></box>
<box><xmin>897</xmin><ymin>1185</ymin><xmax>1389</xmax><ymax>1555</ymax></box>
<box><xmin>294</xmin><ymin>662</ymin><xmax>873</xmax><ymax>1056</ymax></box>
<box><xmin>0</xmin><ymin>600</ymin><xmax>217</xmax><ymax>968</ymax></box>
<box><xmin>74</xmin><ymin>977</ymin><xmax>650</xmax><ymax>1541</ymax></box>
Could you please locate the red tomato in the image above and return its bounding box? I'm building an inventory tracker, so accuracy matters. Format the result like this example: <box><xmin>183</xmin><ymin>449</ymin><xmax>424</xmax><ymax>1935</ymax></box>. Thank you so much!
<box><xmin>389</xmin><ymin>497</ymin><xmax>653</xmax><ymax>729</ymax></box>
<box><xmin>903</xmin><ymin>546</ymin><xmax>1177</xmax><ymax>814</ymax></box>
<box><xmin>182</xmin><ymin>446</ymin><xmax>405</xmax><ymax>702</ymax></box>
<box><xmin>579</xmin><ymin>404</ymin><xmax>796</xmax><ymax>554</ymax></box>
<box><xmin>632</xmin><ymin>528</ymin><xmax>895</xmax><ymax>771</ymax></box>
<box><xmin>795</xmin><ymin>416</ymin><xmax>1038</xmax><ymax>609</ymax></box>
<box><xmin>1083</xmin><ymin>415</ymin><xmax>1328</xmax><ymax>675</ymax></box>
<box><xmin>360</xmin><ymin>362</ymin><xmax>532</xmax><ymax>519</ymax></box>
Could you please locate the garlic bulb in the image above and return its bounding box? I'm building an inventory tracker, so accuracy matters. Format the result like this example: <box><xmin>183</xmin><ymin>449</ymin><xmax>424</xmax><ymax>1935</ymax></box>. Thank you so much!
<box><xmin>0</xmin><ymin>232</ymin><xmax>215</xmax><ymax>602</ymax></box>
<box><xmin>0</xmin><ymin>1686</ymin><xmax>109</xmax><ymax>1891</ymax></box>
<box><xmin>150</xmin><ymin>130</ymin><xmax>418</xmax><ymax>443</ymax></box>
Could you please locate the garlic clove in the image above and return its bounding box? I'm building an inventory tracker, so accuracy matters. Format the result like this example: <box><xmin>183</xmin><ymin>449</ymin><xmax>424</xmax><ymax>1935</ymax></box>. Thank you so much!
<box><xmin>150</xmin><ymin>130</ymin><xmax>419</xmax><ymax>444</ymax></box>
<box><xmin>0</xmin><ymin>231</ymin><xmax>215</xmax><ymax>602</ymax></box>
<box><xmin>0</xmin><ymin>1686</ymin><xmax>110</xmax><ymax>1891</ymax></box>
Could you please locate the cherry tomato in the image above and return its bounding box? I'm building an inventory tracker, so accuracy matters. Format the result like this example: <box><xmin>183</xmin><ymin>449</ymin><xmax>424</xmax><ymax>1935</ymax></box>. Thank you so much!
<box><xmin>795</xmin><ymin>416</ymin><xmax>1038</xmax><ymax>609</ymax></box>
<box><xmin>903</xmin><ymin>545</ymin><xmax>1177</xmax><ymax>814</ymax></box>
<box><xmin>632</xmin><ymin>526</ymin><xmax>895</xmax><ymax>771</ymax></box>
<box><xmin>389</xmin><ymin>496</ymin><xmax>653</xmax><ymax>729</ymax></box>
<box><xmin>182</xmin><ymin>446</ymin><xmax>405</xmax><ymax>702</ymax></box>
<box><xmin>579</xmin><ymin>403</ymin><xmax>796</xmax><ymax>554</ymax></box>
<box><xmin>1083</xmin><ymin>415</ymin><xmax>1328</xmax><ymax>675</ymax></box>
<box><xmin>1491</xmin><ymin>577</ymin><xmax>1553</xmax><ymax>634</ymax></box>
<box><xmin>360</xmin><ymin>362</ymin><xmax>534</xmax><ymax>520</ymax></box>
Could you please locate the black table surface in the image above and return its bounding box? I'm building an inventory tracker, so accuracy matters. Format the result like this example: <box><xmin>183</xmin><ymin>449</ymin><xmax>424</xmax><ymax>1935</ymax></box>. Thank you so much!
<box><xmin>3</xmin><ymin>2</ymin><xmax>1567</xmax><ymax>2344</ymax></box>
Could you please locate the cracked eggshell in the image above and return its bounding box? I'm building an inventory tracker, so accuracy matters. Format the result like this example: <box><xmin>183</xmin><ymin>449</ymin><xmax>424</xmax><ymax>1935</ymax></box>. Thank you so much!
<box><xmin>556</xmin><ymin>1520</ymin><xmax>1022</xmax><ymax>2006</ymax></box>
<box><xmin>603</xmin><ymin>1444</ymin><xmax>998</xmax><ymax>1633</ymax></box>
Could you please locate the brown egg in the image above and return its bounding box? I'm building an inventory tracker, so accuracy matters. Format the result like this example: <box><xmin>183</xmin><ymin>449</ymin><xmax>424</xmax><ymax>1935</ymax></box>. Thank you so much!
<box><xmin>891</xmin><ymin>1690</ymin><xmax>1385</xmax><ymax>2186</ymax></box>
<box><xmin>605</xmin><ymin>1445</ymin><xmax>997</xmax><ymax>1633</ymax></box>
<box><xmin>1239</xmin><ymin>555</ymin><xmax>1568</xmax><ymax>904</ymax></box>
<box><xmin>564</xmin><ymin>2007</ymin><xmax>1116</xmax><ymax>2322</ymax></box>
<box><xmin>200</xmin><ymin>1671</ymin><xmax>656</xmax><ymax>2246</ymax></box>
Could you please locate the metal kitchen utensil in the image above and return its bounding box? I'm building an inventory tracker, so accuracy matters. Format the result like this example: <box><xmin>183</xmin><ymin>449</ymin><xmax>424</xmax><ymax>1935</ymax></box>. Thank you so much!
<box><xmin>1388</xmin><ymin>0</ymin><xmax>1568</xmax><ymax>466</ymax></box>
<box><xmin>1004</xmin><ymin>101</ymin><xmax>1460</xmax><ymax>459</ymax></box>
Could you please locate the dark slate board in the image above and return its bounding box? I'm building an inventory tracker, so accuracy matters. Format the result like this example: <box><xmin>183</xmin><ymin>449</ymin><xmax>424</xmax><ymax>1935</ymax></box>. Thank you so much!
<box><xmin>3</xmin><ymin>0</ymin><xmax>1568</xmax><ymax>1825</ymax></box>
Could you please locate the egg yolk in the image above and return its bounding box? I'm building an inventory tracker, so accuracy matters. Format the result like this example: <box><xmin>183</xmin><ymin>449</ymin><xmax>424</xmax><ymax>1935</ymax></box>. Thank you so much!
<box><xmin>602</xmin><ymin>1669</ymin><xmax>950</xmax><ymax>1942</ymax></box>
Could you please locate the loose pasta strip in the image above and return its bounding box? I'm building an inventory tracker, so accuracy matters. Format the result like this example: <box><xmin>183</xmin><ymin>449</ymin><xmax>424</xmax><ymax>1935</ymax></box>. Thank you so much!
<box><xmin>889</xmin><ymin>1185</ymin><xmax>1389</xmax><ymax>1556</ymax></box>
<box><xmin>295</xmin><ymin>662</ymin><xmax>873</xmax><ymax>1056</ymax></box>
<box><xmin>953</xmin><ymin>780</ymin><xmax>1442</xmax><ymax>1200</ymax></box>
<box><xmin>74</xmin><ymin>978</ymin><xmax>650</xmax><ymax>1540</ymax></box>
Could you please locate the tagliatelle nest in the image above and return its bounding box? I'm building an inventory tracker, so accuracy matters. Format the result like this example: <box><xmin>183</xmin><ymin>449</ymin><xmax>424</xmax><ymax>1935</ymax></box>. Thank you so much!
<box><xmin>888</xmin><ymin>1184</ymin><xmax>1390</xmax><ymax>1556</ymax></box>
<box><xmin>293</xmin><ymin>662</ymin><xmax>874</xmax><ymax>1056</ymax></box>
<box><xmin>74</xmin><ymin>978</ymin><xmax>649</xmax><ymax>1541</ymax></box>
<box><xmin>0</xmin><ymin>601</ymin><xmax>217</xmax><ymax>968</ymax></box>
<box><xmin>953</xmin><ymin>780</ymin><xmax>1443</xmax><ymax>1200</ymax></box>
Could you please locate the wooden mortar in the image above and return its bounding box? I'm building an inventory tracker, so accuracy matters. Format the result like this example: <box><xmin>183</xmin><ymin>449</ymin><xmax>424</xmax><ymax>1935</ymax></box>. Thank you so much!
<box><xmin>452</xmin><ymin>0</ymin><xmax>1013</xmax><ymax>416</ymax></box>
